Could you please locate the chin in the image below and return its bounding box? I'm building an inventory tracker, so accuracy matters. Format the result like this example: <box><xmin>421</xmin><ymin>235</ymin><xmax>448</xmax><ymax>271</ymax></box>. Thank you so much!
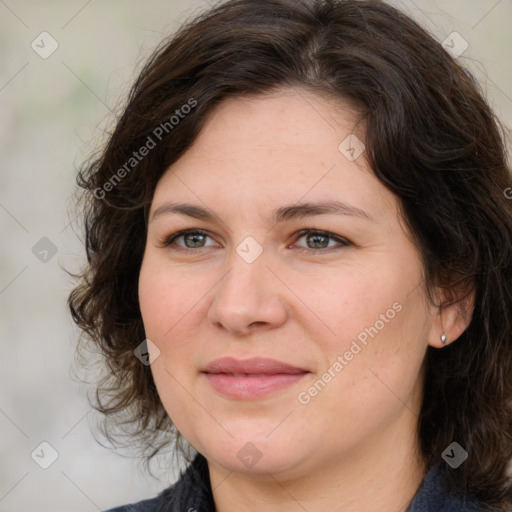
<box><xmin>196</xmin><ymin>432</ymin><xmax>312</xmax><ymax>476</ymax></box>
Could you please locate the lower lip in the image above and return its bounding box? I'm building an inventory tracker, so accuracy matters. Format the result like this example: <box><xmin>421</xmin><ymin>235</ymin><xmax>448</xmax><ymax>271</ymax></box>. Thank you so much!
<box><xmin>203</xmin><ymin>372</ymin><xmax>308</xmax><ymax>399</ymax></box>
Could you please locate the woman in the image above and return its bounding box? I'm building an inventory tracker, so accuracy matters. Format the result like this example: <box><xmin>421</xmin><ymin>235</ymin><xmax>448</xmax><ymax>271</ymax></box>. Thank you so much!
<box><xmin>68</xmin><ymin>0</ymin><xmax>512</xmax><ymax>510</ymax></box>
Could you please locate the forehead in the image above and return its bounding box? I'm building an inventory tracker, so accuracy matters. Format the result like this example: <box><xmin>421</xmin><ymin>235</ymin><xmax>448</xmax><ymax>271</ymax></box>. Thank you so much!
<box><xmin>189</xmin><ymin>88</ymin><xmax>364</xmax><ymax>159</ymax></box>
<box><xmin>151</xmin><ymin>88</ymin><xmax>397</xmax><ymax>222</ymax></box>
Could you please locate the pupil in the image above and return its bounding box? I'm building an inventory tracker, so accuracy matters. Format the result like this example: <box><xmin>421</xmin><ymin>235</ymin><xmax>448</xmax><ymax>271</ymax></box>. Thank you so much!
<box><xmin>309</xmin><ymin>234</ymin><xmax>328</xmax><ymax>249</ymax></box>
<box><xmin>186</xmin><ymin>233</ymin><xmax>205</xmax><ymax>248</ymax></box>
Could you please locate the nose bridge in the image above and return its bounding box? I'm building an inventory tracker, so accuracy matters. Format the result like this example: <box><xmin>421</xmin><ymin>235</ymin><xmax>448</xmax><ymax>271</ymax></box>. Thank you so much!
<box><xmin>207</xmin><ymin>239</ymin><xmax>287</xmax><ymax>333</ymax></box>
<box><xmin>216</xmin><ymin>241</ymin><xmax>270</xmax><ymax>309</ymax></box>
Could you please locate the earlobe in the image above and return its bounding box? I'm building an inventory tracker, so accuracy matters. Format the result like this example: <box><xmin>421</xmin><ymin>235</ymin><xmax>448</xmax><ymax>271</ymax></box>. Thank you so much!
<box><xmin>428</xmin><ymin>287</ymin><xmax>475</xmax><ymax>349</ymax></box>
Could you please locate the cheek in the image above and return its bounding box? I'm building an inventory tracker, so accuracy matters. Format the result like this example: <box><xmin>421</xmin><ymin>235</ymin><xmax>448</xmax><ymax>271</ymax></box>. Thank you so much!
<box><xmin>298</xmin><ymin>296</ymin><xmax>428</xmax><ymax>452</ymax></box>
<box><xmin>320</xmin><ymin>294</ymin><xmax>428</xmax><ymax>424</ymax></box>
<box><xmin>138</xmin><ymin>256</ymin><xmax>201</xmax><ymax>341</ymax></box>
<box><xmin>138</xmin><ymin>258</ymin><xmax>204</xmax><ymax>432</ymax></box>
<box><xmin>288</xmin><ymin>259</ymin><xmax>410</xmax><ymax>348</ymax></box>
<box><xmin>138</xmin><ymin>255</ymin><xmax>211</xmax><ymax>383</ymax></box>
<box><xmin>295</xmin><ymin>257</ymin><xmax>429</xmax><ymax>400</ymax></box>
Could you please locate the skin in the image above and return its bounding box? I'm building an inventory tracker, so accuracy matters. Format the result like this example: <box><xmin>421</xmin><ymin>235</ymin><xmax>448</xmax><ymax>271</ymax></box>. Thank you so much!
<box><xmin>138</xmin><ymin>88</ymin><xmax>472</xmax><ymax>512</ymax></box>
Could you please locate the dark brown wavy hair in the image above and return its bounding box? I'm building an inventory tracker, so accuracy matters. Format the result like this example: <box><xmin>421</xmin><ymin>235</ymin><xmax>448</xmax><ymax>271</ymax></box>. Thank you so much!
<box><xmin>68</xmin><ymin>0</ymin><xmax>512</xmax><ymax>508</ymax></box>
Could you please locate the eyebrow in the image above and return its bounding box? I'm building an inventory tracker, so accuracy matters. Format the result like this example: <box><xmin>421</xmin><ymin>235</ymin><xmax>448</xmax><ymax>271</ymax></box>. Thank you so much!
<box><xmin>151</xmin><ymin>200</ymin><xmax>375</xmax><ymax>224</ymax></box>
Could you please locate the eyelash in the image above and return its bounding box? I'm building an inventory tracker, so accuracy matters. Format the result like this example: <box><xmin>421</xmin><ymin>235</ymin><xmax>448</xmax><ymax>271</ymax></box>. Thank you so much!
<box><xmin>161</xmin><ymin>228</ymin><xmax>351</xmax><ymax>253</ymax></box>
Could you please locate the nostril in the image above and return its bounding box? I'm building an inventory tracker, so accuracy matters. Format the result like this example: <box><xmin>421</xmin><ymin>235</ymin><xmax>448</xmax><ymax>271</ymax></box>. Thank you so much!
<box><xmin>249</xmin><ymin>321</ymin><xmax>266</xmax><ymax>328</ymax></box>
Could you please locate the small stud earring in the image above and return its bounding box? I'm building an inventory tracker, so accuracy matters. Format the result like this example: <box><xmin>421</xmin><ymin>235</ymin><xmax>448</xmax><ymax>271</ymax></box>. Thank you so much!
<box><xmin>441</xmin><ymin>333</ymin><xmax>447</xmax><ymax>345</ymax></box>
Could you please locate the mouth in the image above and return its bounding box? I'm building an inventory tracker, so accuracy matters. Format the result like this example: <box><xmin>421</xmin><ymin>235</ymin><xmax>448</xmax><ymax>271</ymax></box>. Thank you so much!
<box><xmin>201</xmin><ymin>357</ymin><xmax>310</xmax><ymax>399</ymax></box>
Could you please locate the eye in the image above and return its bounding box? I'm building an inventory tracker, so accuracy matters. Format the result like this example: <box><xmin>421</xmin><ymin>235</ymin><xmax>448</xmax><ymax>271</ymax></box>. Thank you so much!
<box><xmin>292</xmin><ymin>229</ymin><xmax>351</xmax><ymax>252</ymax></box>
<box><xmin>162</xmin><ymin>229</ymin><xmax>217</xmax><ymax>250</ymax></box>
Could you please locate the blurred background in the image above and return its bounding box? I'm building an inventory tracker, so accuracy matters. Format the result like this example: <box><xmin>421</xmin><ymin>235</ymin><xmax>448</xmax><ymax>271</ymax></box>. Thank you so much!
<box><xmin>1</xmin><ymin>0</ymin><xmax>511</xmax><ymax>510</ymax></box>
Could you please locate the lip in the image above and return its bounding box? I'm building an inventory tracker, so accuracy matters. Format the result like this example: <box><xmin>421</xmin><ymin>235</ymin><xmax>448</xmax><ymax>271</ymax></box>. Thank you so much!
<box><xmin>203</xmin><ymin>356</ymin><xmax>308</xmax><ymax>375</ymax></box>
<box><xmin>202</xmin><ymin>357</ymin><xmax>309</xmax><ymax>399</ymax></box>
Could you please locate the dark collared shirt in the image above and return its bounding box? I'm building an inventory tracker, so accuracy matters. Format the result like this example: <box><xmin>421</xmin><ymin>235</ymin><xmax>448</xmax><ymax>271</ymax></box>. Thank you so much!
<box><xmin>104</xmin><ymin>453</ymin><xmax>487</xmax><ymax>511</ymax></box>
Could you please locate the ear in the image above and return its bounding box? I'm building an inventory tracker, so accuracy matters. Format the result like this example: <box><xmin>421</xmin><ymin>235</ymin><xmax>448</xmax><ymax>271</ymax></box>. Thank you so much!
<box><xmin>427</xmin><ymin>285</ymin><xmax>475</xmax><ymax>349</ymax></box>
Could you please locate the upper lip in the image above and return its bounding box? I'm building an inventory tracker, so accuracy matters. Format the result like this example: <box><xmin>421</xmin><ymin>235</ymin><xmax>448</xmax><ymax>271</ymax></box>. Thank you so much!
<box><xmin>202</xmin><ymin>357</ymin><xmax>308</xmax><ymax>375</ymax></box>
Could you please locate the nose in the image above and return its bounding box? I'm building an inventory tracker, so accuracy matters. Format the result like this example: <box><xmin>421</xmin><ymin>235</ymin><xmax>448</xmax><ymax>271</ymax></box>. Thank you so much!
<box><xmin>207</xmin><ymin>248</ymin><xmax>288</xmax><ymax>336</ymax></box>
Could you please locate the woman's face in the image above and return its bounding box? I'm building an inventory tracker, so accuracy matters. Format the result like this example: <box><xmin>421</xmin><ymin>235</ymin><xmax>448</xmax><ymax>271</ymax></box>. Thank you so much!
<box><xmin>139</xmin><ymin>89</ymin><xmax>439</xmax><ymax>478</ymax></box>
